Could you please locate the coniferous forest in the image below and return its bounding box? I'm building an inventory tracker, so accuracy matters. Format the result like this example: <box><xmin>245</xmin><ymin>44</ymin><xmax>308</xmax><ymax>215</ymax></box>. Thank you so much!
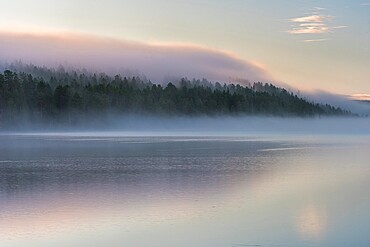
<box><xmin>0</xmin><ymin>65</ymin><xmax>351</xmax><ymax>128</ymax></box>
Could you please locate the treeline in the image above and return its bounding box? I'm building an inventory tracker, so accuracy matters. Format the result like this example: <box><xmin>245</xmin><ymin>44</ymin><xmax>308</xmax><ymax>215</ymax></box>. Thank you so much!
<box><xmin>0</xmin><ymin>67</ymin><xmax>351</xmax><ymax>127</ymax></box>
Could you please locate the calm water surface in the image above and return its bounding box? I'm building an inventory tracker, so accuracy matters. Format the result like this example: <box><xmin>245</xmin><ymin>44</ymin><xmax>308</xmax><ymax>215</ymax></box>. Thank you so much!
<box><xmin>0</xmin><ymin>133</ymin><xmax>369</xmax><ymax>247</ymax></box>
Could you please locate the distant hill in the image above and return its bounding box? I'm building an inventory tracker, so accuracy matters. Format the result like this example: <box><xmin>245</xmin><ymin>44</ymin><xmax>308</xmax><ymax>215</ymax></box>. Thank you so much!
<box><xmin>0</xmin><ymin>65</ymin><xmax>352</xmax><ymax>128</ymax></box>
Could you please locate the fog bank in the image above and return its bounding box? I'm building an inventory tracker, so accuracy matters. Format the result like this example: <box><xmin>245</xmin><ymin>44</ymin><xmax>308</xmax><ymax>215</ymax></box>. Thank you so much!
<box><xmin>3</xmin><ymin>116</ymin><xmax>370</xmax><ymax>136</ymax></box>
<box><xmin>304</xmin><ymin>90</ymin><xmax>370</xmax><ymax>115</ymax></box>
<box><xmin>0</xmin><ymin>31</ymin><xmax>272</xmax><ymax>84</ymax></box>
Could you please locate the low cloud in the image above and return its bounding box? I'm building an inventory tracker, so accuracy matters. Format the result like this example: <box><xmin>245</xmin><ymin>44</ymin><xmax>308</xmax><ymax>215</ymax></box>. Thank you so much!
<box><xmin>0</xmin><ymin>30</ymin><xmax>273</xmax><ymax>84</ymax></box>
<box><xmin>304</xmin><ymin>91</ymin><xmax>370</xmax><ymax>115</ymax></box>
<box><xmin>349</xmin><ymin>94</ymin><xmax>370</xmax><ymax>101</ymax></box>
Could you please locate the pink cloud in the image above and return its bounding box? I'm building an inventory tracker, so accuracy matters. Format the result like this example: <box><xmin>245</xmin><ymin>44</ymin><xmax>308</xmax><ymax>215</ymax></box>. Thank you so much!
<box><xmin>0</xmin><ymin>31</ymin><xmax>274</xmax><ymax>84</ymax></box>
<box><xmin>289</xmin><ymin>15</ymin><xmax>332</xmax><ymax>23</ymax></box>
<box><xmin>287</xmin><ymin>14</ymin><xmax>333</xmax><ymax>35</ymax></box>
<box><xmin>288</xmin><ymin>26</ymin><xmax>329</xmax><ymax>34</ymax></box>
<box><xmin>286</xmin><ymin>11</ymin><xmax>346</xmax><ymax>41</ymax></box>
<box><xmin>303</xmin><ymin>38</ymin><xmax>329</xmax><ymax>43</ymax></box>
<box><xmin>349</xmin><ymin>94</ymin><xmax>370</xmax><ymax>101</ymax></box>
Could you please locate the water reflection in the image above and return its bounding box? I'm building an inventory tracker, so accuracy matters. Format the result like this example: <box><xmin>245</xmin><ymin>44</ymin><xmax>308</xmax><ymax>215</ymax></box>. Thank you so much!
<box><xmin>297</xmin><ymin>204</ymin><xmax>327</xmax><ymax>241</ymax></box>
<box><xmin>0</xmin><ymin>134</ymin><xmax>369</xmax><ymax>247</ymax></box>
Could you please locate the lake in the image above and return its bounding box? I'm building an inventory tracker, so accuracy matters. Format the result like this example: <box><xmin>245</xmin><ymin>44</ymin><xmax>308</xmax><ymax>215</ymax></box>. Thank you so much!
<box><xmin>0</xmin><ymin>132</ymin><xmax>369</xmax><ymax>247</ymax></box>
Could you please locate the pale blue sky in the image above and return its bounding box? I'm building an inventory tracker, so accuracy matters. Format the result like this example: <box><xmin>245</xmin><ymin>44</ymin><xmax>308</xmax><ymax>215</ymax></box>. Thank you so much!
<box><xmin>0</xmin><ymin>0</ymin><xmax>369</xmax><ymax>94</ymax></box>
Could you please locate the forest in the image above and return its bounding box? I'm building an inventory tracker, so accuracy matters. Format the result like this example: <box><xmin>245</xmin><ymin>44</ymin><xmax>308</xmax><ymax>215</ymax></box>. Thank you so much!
<box><xmin>0</xmin><ymin>65</ymin><xmax>351</xmax><ymax>128</ymax></box>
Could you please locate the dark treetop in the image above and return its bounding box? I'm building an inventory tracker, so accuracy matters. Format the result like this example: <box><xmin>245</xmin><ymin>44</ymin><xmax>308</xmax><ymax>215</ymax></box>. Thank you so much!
<box><xmin>0</xmin><ymin>66</ymin><xmax>351</xmax><ymax>128</ymax></box>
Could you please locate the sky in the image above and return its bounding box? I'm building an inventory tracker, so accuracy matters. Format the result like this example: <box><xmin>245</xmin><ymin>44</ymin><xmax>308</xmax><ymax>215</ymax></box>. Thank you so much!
<box><xmin>0</xmin><ymin>0</ymin><xmax>369</xmax><ymax>97</ymax></box>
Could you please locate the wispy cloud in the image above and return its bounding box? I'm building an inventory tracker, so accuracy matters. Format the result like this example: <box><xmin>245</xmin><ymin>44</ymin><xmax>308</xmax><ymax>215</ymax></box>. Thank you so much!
<box><xmin>288</xmin><ymin>24</ymin><xmax>329</xmax><ymax>34</ymax></box>
<box><xmin>287</xmin><ymin>9</ymin><xmax>347</xmax><ymax>43</ymax></box>
<box><xmin>349</xmin><ymin>94</ymin><xmax>370</xmax><ymax>101</ymax></box>
<box><xmin>288</xmin><ymin>14</ymin><xmax>332</xmax><ymax>34</ymax></box>
<box><xmin>360</xmin><ymin>3</ymin><xmax>370</xmax><ymax>6</ymax></box>
<box><xmin>289</xmin><ymin>14</ymin><xmax>332</xmax><ymax>23</ymax></box>
<box><xmin>303</xmin><ymin>38</ymin><xmax>329</xmax><ymax>43</ymax></box>
<box><xmin>314</xmin><ymin>7</ymin><xmax>326</xmax><ymax>11</ymax></box>
<box><xmin>333</xmin><ymin>26</ymin><xmax>348</xmax><ymax>29</ymax></box>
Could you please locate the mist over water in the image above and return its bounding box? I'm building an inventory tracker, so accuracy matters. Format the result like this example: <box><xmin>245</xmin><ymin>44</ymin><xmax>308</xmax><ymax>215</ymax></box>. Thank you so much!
<box><xmin>5</xmin><ymin>116</ymin><xmax>370</xmax><ymax>136</ymax></box>
<box><xmin>0</xmin><ymin>132</ymin><xmax>369</xmax><ymax>247</ymax></box>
